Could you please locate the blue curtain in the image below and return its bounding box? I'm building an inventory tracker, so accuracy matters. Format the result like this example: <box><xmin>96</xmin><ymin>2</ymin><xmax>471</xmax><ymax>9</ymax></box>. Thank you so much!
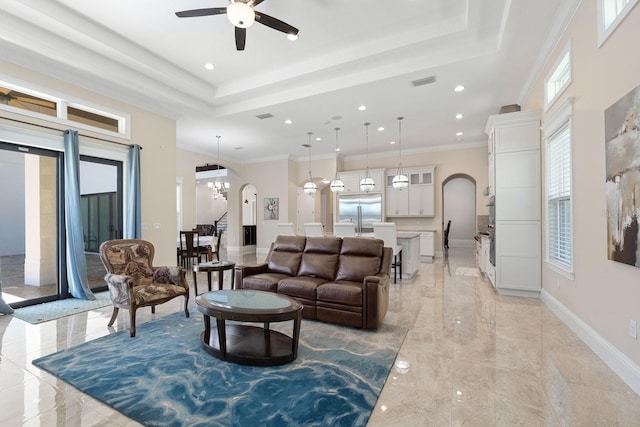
<box><xmin>64</xmin><ymin>130</ymin><xmax>95</xmax><ymax>300</ymax></box>
<box><xmin>126</xmin><ymin>145</ymin><xmax>141</xmax><ymax>239</ymax></box>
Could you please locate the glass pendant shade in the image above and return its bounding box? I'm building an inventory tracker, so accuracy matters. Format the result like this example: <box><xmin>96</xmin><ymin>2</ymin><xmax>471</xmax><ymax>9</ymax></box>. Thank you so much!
<box><xmin>330</xmin><ymin>178</ymin><xmax>345</xmax><ymax>193</ymax></box>
<box><xmin>392</xmin><ymin>173</ymin><xmax>409</xmax><ymax>189</ymax></box>
<box><xmin>360</xmin><ymin>176</ymin><xmax>375</xmax><ymax>192</ymax></box>
<box><xmin>303</xmin><ymin>180</ymin><xmax>317</xmax><ymax>195</ymax></box>
<box><xmin>227</xmin><ymin>2</ymin><xmax>255</xmax><ymax>28</ymax></box>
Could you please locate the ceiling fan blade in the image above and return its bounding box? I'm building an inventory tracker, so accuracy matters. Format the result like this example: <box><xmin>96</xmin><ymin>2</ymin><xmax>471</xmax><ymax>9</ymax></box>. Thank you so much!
<box><xmin>235</xmin><ymin>27</ymin><xmax>246</xmax><ymax>51</ymax></box>
<box><xmin>255</xmin><ymin>12</ymin><xmax>299</xmax><ymax>36</ymax></box>
<box><xmin>249</xmin><ymin>0</ymin><xmax>266</xmax><ymax>6</ymax></box>
<box><xmin>175</xmin><ymin>8</ymin><xmax>227</xmax><ymax>18</ymax></box>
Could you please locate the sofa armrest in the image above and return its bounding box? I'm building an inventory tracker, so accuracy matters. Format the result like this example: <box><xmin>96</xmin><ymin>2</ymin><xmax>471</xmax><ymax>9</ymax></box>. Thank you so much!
<box><xmin>234</xmin><ymin>263</ymin><xmax>269</xmax><ymax>289</ymax></box>
<box><xmin>363</xmin><ymin>272</ymin><xmax>390</xmax><ymax>329</ymax></box>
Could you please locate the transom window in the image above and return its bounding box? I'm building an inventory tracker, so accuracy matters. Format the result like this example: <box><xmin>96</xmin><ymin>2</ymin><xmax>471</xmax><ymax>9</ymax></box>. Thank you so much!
<box><xmin>598</xmin><ymin>0</ymin><xmax>638</xmax><ymax>46</ymax></box>
<box><xmin>0</xmin><ymin>81</ymin><xmax>129</xmax><ymax>138</ymax></box>
<box><xmin>544</xmin><ymin>43</ymin><xmax>571</xmax><ymax>109</ymax></box>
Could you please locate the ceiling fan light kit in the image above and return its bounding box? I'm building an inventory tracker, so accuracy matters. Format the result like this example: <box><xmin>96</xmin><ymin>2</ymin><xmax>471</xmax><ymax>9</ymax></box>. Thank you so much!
<box><xmin>226</xmin><ymin>1</ymin><xmax>255</xmax><ymax>28</ymax></box>
<box><xmin>175</xmin><ymin>0</ymin><xmax>299</xmax><ymax>51</ymax></box>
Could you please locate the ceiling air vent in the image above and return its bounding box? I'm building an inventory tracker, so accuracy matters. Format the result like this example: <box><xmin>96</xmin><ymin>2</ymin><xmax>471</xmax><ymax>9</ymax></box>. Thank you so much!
<box><xmin>256</xmin><ymin>113</ymin><xmax>274</xmax><ymax>119</ymax></box>
<box><xmin>411</xmin><ymin>75</ymin><xmax>437</xmax><ymax>87</ymax></box>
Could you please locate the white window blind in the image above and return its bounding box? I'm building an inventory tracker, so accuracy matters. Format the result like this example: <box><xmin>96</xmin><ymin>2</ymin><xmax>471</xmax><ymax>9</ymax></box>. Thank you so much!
<box><xmin>547</xmin><ymin>122</ymin><xmax>572</xmax><ymax>268</ymax></box>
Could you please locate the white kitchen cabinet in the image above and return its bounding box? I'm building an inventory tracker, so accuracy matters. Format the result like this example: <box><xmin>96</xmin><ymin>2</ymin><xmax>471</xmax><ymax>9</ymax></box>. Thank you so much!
<box><xmin>419</xmin><ymin>231</ymin><xmax>435</xmax><ymax>260</ymax></box>
<box><xmin>385</xmin><ymin>166</ymin><xmax>435</xmax><ymax>217</ymax></box>
<box><xmin>485</xmin><ymin>110</ymin><xmax>541</xmax><ymax>297</ymax></box>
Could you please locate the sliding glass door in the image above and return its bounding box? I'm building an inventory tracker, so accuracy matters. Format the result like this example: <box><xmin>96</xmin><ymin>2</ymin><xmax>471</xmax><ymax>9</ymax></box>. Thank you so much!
<box><xmin>0</xmin><ymin>141</ymin><xmax>65</xmax><ymax>307</ymax></box>
<box><xmin>79</xmin><ymin>156</ymin><xmax>123</xmax><ymax>292</ymax></box>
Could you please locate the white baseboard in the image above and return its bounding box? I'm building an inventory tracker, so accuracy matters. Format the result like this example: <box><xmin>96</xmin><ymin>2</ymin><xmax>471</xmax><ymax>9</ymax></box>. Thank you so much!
<box><xmin>541</xmin><ymin>289</ymin><xmax>640</xmax><ymax>396</ymax></box>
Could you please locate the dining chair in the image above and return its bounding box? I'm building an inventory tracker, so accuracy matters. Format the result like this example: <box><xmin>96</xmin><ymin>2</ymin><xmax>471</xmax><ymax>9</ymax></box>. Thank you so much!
<box><xmin>179</xmin><ymin>230</ymin><xmax>203</xmax><ymax>267</ymax></box>
<box><xmin>373</xmin><ymin>222</ymin><xmax>402</xmax><ymax>284</ymax></box>
<box><xmin>304</xmin><ymin>222</ymin><xmax>324</xmax><ymax>237</ymax></box>
<box><xmin>210</xmin><ymin>229</ymin><xmax>223</xmax><ymax>261</ymax></box>
<box><xmin>334</xmin><ymin>222</ymin><xmax>356</xmax><ymax>238</ymax></box>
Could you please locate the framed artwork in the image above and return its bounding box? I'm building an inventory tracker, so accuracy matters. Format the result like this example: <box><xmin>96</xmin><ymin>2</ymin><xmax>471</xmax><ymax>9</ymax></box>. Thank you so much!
<box><xmin>264</xmin><ymin>197</ymin><xmax>279</xmax><ymax>220</ymax></box>
<box><xmin>605</xmin><ymin>84</ymin><xmax>640</xmax><ymax>267</ymax></box>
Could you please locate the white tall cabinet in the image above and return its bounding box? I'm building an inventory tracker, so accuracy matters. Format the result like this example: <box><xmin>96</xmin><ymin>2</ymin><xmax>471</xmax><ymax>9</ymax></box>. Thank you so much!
<box><xmin>486</xmin><ymin>110</ymin><xmax>541</xmax><ymax>297</ymax></box>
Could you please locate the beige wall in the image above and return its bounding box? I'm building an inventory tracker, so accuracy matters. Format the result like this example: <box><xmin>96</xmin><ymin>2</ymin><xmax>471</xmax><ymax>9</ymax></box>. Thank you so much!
<box><xmin>522</xmin><ymin>2</ymin><xmax>640</xmax><ymax>364</ymax></box>
<box><xmin>0</xmin><ymin>60</ymin><xmax>178</xmax><ymax>266</ymax></box>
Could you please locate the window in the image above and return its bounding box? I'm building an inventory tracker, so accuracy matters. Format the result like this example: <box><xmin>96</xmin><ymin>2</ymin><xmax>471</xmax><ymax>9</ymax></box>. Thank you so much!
<box><xmin>598</xmin><ymin>0</ymin><xmax>638</xmax><ymax>46</ymax></box>
<box><xmin>544</xmin><ymin>43</ymin><xmax>571</xmax><ymax>109</ymax></box>
<box><xmin>0</xmin><ymin>80</ymin><xmax>130</xmax><ymax>138</ymax></box>
<box><xmin>543</xmin><ymin>100</ymin><xmax>573</xmax><ymax>276</ymax></box>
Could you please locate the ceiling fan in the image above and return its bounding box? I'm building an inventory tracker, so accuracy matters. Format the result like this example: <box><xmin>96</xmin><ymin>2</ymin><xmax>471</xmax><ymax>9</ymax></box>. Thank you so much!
<box><xmin>175</xmin><ymin>0</ymin><xmax>300</xmax><ymax>51</ymax></box>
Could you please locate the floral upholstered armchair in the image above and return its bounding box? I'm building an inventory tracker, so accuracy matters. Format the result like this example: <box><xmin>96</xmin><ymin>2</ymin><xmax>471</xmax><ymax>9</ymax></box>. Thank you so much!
<box><xmin>99</xmin><ymin>239</ymin><xmax>189</xmax><ymax>337</ymax></box>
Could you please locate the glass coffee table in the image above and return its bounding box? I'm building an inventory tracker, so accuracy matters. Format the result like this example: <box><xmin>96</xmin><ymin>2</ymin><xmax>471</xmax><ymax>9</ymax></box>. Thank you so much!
<box><xmin>195</xmin><ymin>290</ymin><xmax>303</xmax><ymax>366</ymax></box>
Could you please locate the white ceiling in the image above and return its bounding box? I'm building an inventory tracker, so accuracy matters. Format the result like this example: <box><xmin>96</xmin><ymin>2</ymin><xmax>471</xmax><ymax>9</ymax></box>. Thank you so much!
<box><xmin>0</xmin><ymin>0</ymin><xmax>576</xmax><ymax>163</ymax></box>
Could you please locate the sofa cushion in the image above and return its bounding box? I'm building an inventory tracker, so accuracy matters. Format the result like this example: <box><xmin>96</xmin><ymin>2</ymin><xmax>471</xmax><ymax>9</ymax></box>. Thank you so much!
<box><xmin>335</xmin><ymin>237</ymin><xmax>383</xmax><ymax>282</ymax></box>
<box><xmin>298</xmin><ymin>236</ymin><xmax>342</xmax><ymax>280</ymax></box>
<box><xmin>278</xmin><ymin>276</ymin><xmax>327</xmax><ymax>300</ymax></box>
<box><xmin>267</xmin><ymin>235</ymin><xmax>307</xmax><ymax>276</ymax></box>
<box><xmin>242</xmin><ymin>273</ymin><xmax>291</xmax><ymax>293</ymax></box>
<box><xmin>317</xmin><ymin>281</ymin><xmax>363</xmax><ymax>306</ymax></box>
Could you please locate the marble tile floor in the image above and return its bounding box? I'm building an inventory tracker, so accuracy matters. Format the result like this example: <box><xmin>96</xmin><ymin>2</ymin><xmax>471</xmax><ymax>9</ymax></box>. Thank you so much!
<box><xmin>0</xmin><ymin>247</ymin><xmax>639</xmax><ymax>426</ymax></box>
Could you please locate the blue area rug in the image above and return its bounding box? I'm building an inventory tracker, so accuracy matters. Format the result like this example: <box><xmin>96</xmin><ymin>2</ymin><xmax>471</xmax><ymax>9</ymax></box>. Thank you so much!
<box><xmin>33</xmin><ymin>311</ymin><xmax>407</xmax><ymax>426</ymax></box>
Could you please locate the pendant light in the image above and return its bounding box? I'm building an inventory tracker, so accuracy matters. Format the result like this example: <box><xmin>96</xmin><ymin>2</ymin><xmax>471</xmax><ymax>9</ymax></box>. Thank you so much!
<box><xmin>214</xmin><ymin>135</ymin><xmax>229</xmax><ymax>192</ymax></box>
<box><xmin>392</xmin><ymin>117</ymin><xmax>409</xmax><ymax>190</ymax></box>
<box><xmin>303</xmin><ymin>132</ymin><xmax>317</xmax><ymax>195</ymax></box>
<box><xmin>359</xmin><ymin>122</ymin><xmax>375</xmax><ymax>192</ymax></box>
<box><xmin>329</xmin><ymin>127</ymin><xmax>345</xmax><ymax>193</ymax></box>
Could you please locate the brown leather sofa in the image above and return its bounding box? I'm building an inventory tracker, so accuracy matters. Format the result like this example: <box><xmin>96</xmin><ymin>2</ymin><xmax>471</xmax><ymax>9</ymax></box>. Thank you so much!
<box><xmin>234</xmin><ymin>235</ymin><xmax>392</xmax><ymax>329</ymax></box>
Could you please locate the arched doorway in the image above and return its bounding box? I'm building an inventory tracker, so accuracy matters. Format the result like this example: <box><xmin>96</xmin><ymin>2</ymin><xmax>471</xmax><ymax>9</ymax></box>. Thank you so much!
<box><xmin>442</xmin><ymin>174</ymin><xmax>476</xmax><ymax>248</ymax></box>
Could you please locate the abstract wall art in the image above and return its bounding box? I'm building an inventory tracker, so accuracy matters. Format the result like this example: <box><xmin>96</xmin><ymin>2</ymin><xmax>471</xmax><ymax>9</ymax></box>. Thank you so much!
<box><xmin>605</xmin><ymin>84</ymin><xmax>640</xmax><ymax>267</ymax></box>
<box><xmin>264</xmin><ymin>197</ymin><xmax>279</xmax><ymax>220</ymax></box>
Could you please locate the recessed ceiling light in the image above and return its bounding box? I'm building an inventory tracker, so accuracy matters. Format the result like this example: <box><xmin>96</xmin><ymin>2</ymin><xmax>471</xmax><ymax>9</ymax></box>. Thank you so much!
<box><xmin>315</xmin><ymin>137</ymin><xmax>322</xmax><ymax>141</ymax></box>
<box><xmin>335</xmin><ymin>148</ymin><xmax>341</xmax><ymax>152</ymax></box>
<box><xmin>285</xmin><ymin>119</ymin><xmax>292</xmax><ymax>124</ymax></box>
<box><xmin>204</xmin><ymin>63</ymin><xmax>215</xmax><ymax>70</ymax></box>
<box><xmin>287</xmin><ymin>33</ymin><xmax>299</xmax><ymax>41</ymax></box>
<box><xmin>358</xmin><ymin>105</ymin><xmax>366</xmax><ymax>111</ymax></box>
<box><xmin>454</xmin><ymin>85</ymin><xmax>465</xmax><ymax>92</ymax></box>
<box><xmin>456</xmin><ymin>132</ymin><xmax>463</xmax><ymax>136</ymax></box>
<box><xmin>456</xmin><ymin>113</ymin><xmax>463</xmax><ymax>119</ymax></box>
<box><xmin>390</xmin><ymin>141</ymin><xmax>396</xmax><ymax>145</ymax></box>
<box><xmin>321</xmin><ymin>178</ymin><xmax>330</xmax><ymax>183</ymax></box>
<box><xmin>378</xmin><ymin>127</ymin><xmax>384</xmax><ymax>131</ymax></box>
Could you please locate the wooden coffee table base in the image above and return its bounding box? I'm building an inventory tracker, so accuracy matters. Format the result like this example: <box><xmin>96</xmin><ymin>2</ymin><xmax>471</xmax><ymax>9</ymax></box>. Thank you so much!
<box><xmin>200</xmin><ymin>321</ymin><xmax>298</xmax><ymax>366</ymax></box>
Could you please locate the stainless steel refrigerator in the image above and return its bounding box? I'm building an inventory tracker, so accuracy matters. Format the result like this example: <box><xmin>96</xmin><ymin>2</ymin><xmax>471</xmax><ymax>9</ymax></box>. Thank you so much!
<box><xmin>337</xmin><ymin>193</ymin><xmax>382</xmax><ymax>234</ymax></box>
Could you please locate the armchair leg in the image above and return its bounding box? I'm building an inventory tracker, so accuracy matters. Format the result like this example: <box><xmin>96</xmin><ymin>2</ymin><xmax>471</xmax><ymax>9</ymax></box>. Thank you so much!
<box><xmin>129</xmin><ymin>307</ymin><xmax>137</xmax><ymax>337</ymax></box>
<box><xmin>184</xmin><ymin>296</ymin><xmax>190</xmax><ymax>318</ymax></box>
<box><xmin>107</xmin><ymin>307</ymin><xmax>119</xmax><ymax>327</ymax></box>
<box><xmin>151</xmin><ymin>305</ymin><xmax>156</xmax><ymax>314</ymax></box>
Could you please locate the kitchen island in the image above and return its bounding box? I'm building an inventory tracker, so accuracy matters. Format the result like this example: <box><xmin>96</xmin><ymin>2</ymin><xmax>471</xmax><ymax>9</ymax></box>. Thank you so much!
<box><xmin>396</xmin><ymin>231</ymin><xmax>420</xmax><ymax>279</ymax></box>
